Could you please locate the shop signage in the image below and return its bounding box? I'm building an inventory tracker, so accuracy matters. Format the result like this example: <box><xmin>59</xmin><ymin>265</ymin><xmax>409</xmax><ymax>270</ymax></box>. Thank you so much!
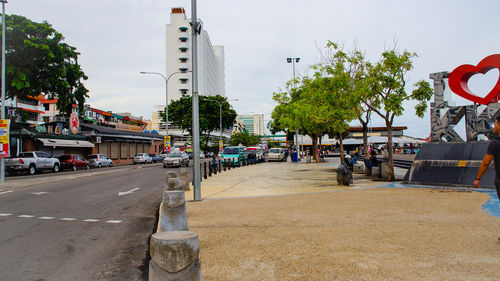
<box><xmin>36</xmin><ymin>125</ymin><xmax>47</xmax><ymax>133</ymax></box>
<box><xmin>164</xmin><ymin>136</ymin><xmax>171</xmax><ymax>153</ymax></box>
<box><xmin>62</xmin><ymin>128</ymin><xmax>69</xmax><ymax>135</ymax></box>
<box><xmin>0</xmin><ymin>120</ymin><xmax>10</xmax><ymax>158</ymax></box>
<box><xmin>219</xmin><ymin>139</ymin><xmax>223</xmax><ymax>152</ymax></box>
<box><xmin>69</xmin><ymin>112</ymin><xmax>79</xmax><ymax>134</ymax></box>
<box><xmin>55</xmin><ymin>126</ymin><xmax>61</xmax><ymax>135</ymax></box>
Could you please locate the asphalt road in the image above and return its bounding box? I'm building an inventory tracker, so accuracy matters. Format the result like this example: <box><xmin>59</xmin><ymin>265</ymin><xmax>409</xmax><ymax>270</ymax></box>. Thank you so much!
<box><xmin>0</xmin><ymin>161</ymin><xmax>204</xmax><ymax>281</ymax></box>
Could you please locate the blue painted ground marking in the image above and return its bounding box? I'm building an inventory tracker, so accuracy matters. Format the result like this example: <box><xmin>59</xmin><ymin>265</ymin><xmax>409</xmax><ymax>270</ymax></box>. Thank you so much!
<box><xmin>382</xmin><ymin>182</ymin><xmax>500</xmax><ymax>219</ymax></box>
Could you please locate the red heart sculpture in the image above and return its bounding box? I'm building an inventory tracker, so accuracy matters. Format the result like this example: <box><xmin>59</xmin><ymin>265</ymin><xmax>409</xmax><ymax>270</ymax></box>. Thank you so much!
<box><xmin>448</xmin><ymin>54</ymin><xmax>500</xmax><ymax>105</ymax></box>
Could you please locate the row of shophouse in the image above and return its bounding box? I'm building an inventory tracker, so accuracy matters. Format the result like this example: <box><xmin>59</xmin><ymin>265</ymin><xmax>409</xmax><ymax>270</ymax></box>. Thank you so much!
<box><xmin>6</xmin><ymin>95</ymin><xmax>167</xmax><ymax>165</ymax></box>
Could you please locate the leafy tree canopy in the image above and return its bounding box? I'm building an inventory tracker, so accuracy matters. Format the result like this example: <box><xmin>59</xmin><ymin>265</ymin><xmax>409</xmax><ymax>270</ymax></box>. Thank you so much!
<box><xmin>229</xmin><ymin>132</ymin><xmax>260</xmax><ymax>147</ymax></box>
<box><xmin>2</xmin><ymin>14</ymin><xmax>89</xmax><ymax>115</ymax></box>
<box><xmin>166</xmin><ymin>95</ymin><xmax>237</xmax><ymax>139</ymax></box>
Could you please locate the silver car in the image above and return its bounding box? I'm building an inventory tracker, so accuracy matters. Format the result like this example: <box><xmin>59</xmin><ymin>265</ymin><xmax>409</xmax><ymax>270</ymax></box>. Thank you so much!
<box><xmin>163</xmin><ymin>152</ymin><xmax>189</xmax><ymax>168</ymax></box>
<box><xmin>133</xmin><ymin>153</ymin><xmax>153</xmax><ymax>164</ymax></box>
<box><xmin>87</xmin><ymin>154</ymin><xmax>113</xmax><ymax>168</ymax></box>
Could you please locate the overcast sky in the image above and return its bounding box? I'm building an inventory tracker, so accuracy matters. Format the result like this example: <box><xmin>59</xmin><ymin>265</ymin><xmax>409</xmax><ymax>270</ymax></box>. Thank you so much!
<box><xmin>8</xmin><ymin>0</ymin><xmax>500</xmax><ymax>138</ymax></box>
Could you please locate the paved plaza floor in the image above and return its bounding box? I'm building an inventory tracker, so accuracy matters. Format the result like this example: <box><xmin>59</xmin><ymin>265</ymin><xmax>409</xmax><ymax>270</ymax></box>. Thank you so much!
<box><xmin>185</xmin><ymin>158</ymin><xmax>500</xmax><ymax>280</ymax></box>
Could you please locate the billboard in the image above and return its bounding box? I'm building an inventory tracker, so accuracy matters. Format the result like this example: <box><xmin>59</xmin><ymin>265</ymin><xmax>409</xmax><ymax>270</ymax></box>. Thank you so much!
<box><xmin>0</xmin><ymin>120</ymin><xmax>10</xmax><ymax>158</ymax></box>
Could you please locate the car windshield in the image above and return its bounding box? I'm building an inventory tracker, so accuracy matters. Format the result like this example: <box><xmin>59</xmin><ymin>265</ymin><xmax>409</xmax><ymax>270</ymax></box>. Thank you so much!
<box><xmin>135</xmin><ymin>154</ymin><xmax>143</xmax><ymax>157</ymax></box>
<box><xmin>59</xmin><ymin>155</ymin><xmax>71</xmax><ymax>160</ymax></box>
<box><xmin>269</xmin><ymin>149</ymin><xmax>281</xmax><ymax>153</ymax></box>
<box><xmin>223</xmin><ymin>148</ymin><xmax>239</xmax><ymax>154</ymax></box>
<box><xmin>167</xmin><ymin>153</ymin><xmax>182</xmax><ymax>158</ymax></box>
<box><xmin>87</xmin><ymin>155</ymin><xmax>97</xmax><ymax>159</ymax></box>
<box><xmin>18</xmin><ymin>152</ymin><xmax>34</xmax><ymax>158</ymax></box>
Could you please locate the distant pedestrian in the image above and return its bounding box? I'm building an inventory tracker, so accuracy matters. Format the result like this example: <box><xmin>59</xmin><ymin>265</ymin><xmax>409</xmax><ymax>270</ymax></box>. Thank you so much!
<box><xmin>474</xmin><ymin>115</ymin><xmax>500</xmax><ymax>241</ymax></box>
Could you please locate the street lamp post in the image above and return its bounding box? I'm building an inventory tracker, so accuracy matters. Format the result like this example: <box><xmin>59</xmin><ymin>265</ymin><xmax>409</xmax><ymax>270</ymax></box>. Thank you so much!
<box><xmin>140</xmin><ymin>71</ymin><xmax>191</xmax><ymax>138</ymax></box>
<box><xmin>287</xmin><ymin>57</ymin><xmax>300</xmax><ymax>158</ymax></box>
<box><xmin>1</xmin><ymin>0</ymin><xmax>7</xmax><ymax>184</ymax></box>
<box><xmin>206</xmin><ymin>98</ymin><xmax>238</xmax><ymax>141</ymax></box>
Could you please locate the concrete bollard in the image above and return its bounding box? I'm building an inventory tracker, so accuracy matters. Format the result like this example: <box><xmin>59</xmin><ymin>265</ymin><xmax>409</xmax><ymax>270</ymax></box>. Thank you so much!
<box><xmin>353</xmin><ymin>162</ymin><xmax>365</xmax><ymax>174</ymax></box>
<box><xmin>179</xmin><ymin>168</ymin><xmax>190</xmax><ymax>191</ymax></box>
<box><xmin>165</xmin><ymin>170</ymin><xmax>180</xmax><ymax>189</ymax></box>
<box><xmin>149</xmin><ymin>231</ymin><xmax>202</xmax><ymax>281</ymax></box>
<box><xmin>203</xmin><ymin>162</ymin><xmax>207</xmax><ymax>179</ymax></box>
<box><xmin>160</xmin><ymin>190</ymin><xmax>188</xmax><ymax>232</ymax></box>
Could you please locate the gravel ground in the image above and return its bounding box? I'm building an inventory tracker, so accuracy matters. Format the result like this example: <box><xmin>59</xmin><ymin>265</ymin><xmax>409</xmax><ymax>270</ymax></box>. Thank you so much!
<box><xmin>187</xmin><ymin>187</ymin><xmax>500</xmax><ymax>280</ymax></box>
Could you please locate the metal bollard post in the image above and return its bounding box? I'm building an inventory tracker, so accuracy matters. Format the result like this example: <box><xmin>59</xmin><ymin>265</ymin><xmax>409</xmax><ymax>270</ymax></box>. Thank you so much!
<box><xmin>223</xmin><ymin>160</ymin><xmax>226</xmax><ymax>171</ymax></box>
<box><xmin>219</xmin><ymin>160</ymin><xmax>222</xmax><ymax>172</ymax></box>
<box><xmin>214</xmin><ymin>161</ymin><xmax>217</xmax><ymax>175</ymax></box>
<box><xmin>204</xmin><ymin>162</ymin><xmax>207</xmax><ymax>179</ymax></box>
<box><xmin>208</xmin><ymin>162</ymin><xmax>212</xmax><ymax>177</ymax></box>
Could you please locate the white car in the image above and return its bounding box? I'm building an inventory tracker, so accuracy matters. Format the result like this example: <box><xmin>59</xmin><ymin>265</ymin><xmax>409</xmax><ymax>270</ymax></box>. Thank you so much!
<box><xmin>133</xmin><ymin>153</ymin><xmax>153</xmax><ymax>164</ymax></box>
<box><xmin>268</xmin><ymin>148</ymin><xmax>286</xmax><ymax>162</ymax></box>
<box><xmin>163</xmin><ymin>152</ymin><xmax>189</xmax><ymax>168</ymax></box>
<box><xmin>87</xmin><ymin>154</ymin><xmax>113</xmax><ymax>168</ymax></box>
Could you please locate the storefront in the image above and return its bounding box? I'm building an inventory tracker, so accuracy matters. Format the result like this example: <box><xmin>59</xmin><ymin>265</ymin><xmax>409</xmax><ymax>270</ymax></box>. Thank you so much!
<box><xmin>80</xmin><ymin>124</ymin><xmax>164</xmax><ymax>165</ymax></box>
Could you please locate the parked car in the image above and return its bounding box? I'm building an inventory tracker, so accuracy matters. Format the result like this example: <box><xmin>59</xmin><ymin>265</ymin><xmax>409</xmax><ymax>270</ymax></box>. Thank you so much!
<box><xmin>6</xmin><ymin>151</ymin><xmax>60</xmax><ymax>175</ymax></box>
<box><xmin>268</xmin><ymin>148</ymin><xmax>286</xmax><ymax>162</ymax></box>
<box><xmin>247</xmin><ymin>147</ymin><xmax>264</xmax><ymax>163</ymax></box>
<box><xmin>133</xmin><ymin>153</ymin><xmax>153</xmax><ymax>164</ymax></box>
<box><xmin>87</xmin><ymin>154</ymin><xmax>113</xmax><ymax>168</ymax></box>
<box><xmin>151</xmin><ymin>154</ymin><xmax>164</xmax><ymax>163</ymax></box>
<box><xmin>186</xmin><ymin>152</ymin><xmax>193</xmax><ymax>159</ymax></box>
<box><xmin>163</xmin><ymin>152</ymin><xmax>189</xmax><ymax>168</ymax></box>
<box><xmin>220</xmin><ymin>146</ymin><xmax>248</xmax><ymax>166</ymax></box>
<box><xmin>59</xmin><ymin>154</ymin><xmax>90</xmax><ymax>171</ymax></box>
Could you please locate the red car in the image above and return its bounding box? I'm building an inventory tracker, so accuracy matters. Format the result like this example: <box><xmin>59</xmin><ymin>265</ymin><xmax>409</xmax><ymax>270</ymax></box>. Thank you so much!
<box><xmin>59</xmin><ymin>154</ymin><xmax>90</xmax><ymax>171</ymax></box>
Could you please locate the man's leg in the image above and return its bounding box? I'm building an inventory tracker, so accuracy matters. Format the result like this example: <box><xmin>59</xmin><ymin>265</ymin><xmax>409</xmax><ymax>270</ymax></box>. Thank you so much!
<box><xmin>496</xmin><ymin>183</ymin><xmax>500</xmax><ymax>241</ymax></box>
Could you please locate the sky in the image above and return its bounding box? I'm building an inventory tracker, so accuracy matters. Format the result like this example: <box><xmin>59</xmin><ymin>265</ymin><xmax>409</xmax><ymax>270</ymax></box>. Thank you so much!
<box><xmin>7</xmin><ymin>0</ymin><xmax>500</xmax><ymax>138</ymax></box>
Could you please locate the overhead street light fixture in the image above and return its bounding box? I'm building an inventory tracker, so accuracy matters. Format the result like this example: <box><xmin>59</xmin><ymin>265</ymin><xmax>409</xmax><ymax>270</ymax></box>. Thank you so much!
<box><xmin>286</xmin><ymin>57</ymin><xmax>301</xmax><ymax>158</ymax></box>
<box><xmin>140</xmin><ymin>70</ymin><xmax>192</xmax><ymax>138</ymax></box>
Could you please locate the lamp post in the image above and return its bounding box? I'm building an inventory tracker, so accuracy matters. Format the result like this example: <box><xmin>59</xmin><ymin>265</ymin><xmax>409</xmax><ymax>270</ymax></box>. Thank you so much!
<box><xmin>191</xmin><ymin>0</ymin><xmax>201</xmax><ymax>201</ymax></box>
<box><xmin>1</xmin><ymin>0</ymin><xmax>7</xmax><ymax>184</ymax></box>
<box><xmin>206</xmin><ymin>98</ymin><xmax>238</xmax><ymax>141</ymax></box>
<box><xmin>287</xmin><ymin>57</ymin><xmax>300</xmax><ymax>158</ymax></box>
<box><xmin>140</xmin><ymin>71</ymin><xmax>191</xmax><ymax>137</ymax></box>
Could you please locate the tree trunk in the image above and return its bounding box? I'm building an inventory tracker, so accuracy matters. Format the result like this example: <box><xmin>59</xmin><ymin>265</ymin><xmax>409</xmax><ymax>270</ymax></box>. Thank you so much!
<box><xmin>386</xmin><ymin>122</ymin><xmax>395</xmax><ymax>181</ymax></box>
<box><xmin>339</xmin><ymin>133</ymin><xmax>344</xmax><ymax>163</ymax></box>
<box><xmin>311</xmin><ymin>134</ymin><xmax>319</xmax><ymax>162</ymax></box>
<box><xmin>204</xmin><ymin>132</ymin><xmax>211</xmax><ymax>151</ymax></box>
<box><xmin>360</xmin><ymin>120</ymin><xmax>369</xmax><ymax>175</ymax></box>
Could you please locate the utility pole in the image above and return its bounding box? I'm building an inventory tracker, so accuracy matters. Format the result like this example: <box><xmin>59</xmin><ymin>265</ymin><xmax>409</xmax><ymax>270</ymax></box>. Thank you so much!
<box><xmin>1</xmin><ymin>0</ymin><xmax>7</xmax><ymax>184</ymax></box>
<box><xmin>191</xmin><ymin>0</ymin><xmax>201</xmax><ymax>201</ymax></box>
<box><xmin>287</xmin><ymin>57</ymin><xmax>300</xmax><ymax>159</ymax></box>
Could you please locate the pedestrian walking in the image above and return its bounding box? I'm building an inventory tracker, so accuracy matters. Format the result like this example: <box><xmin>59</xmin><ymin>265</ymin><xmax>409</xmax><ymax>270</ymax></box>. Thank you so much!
<box><xmin>474</xmin><ymin>115</ymin><xmax>500</xmax><ymax>241</ymax></box>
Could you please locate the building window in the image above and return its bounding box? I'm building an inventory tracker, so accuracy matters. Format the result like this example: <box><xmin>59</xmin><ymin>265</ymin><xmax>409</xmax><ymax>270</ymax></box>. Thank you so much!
<box><xmin>111</xmin><ymin>143</ymin><xmax>119</xmax><ymax>160</ymax></box>
<box><xmin>43</xmin><ymin>104</ymin><xmax>49</xmax><ymax>111</ymax></box>
<box><xmin>179</xmin><ymin>58</ymin><xmax>188</xmax><ymax>63</ymax></box>
<box><xmin>99</xmin><ymin>143</ymin><xmax>108</xmax><ymax>156</ymax></box>
<box><xmin>180</xmin><ymin>48</ymin><xmax>187</xmax><ymax>53</ymax></box>
<box><xmin>180</xmin><ymin>90</ymin><xmax>188</xmax><ymax>96</ymax></box>
<box><xmin>129</xmin><ymin>143</ymin><xmax>136</xmax><ymax>158</ymax></box>
<box><xmin>120</xmin><ymin>143</ymin><xmax>128</xmax><ymax>159</ymax></box>
<box><xmin>180</xmin><ymin>38</ymin><xmax>187</xmax><ymax>43</ymax></box>
<box><xmin>180</xmin><ymin>79</ymin><xmax>188</xmax><ymax>84</ymax></box>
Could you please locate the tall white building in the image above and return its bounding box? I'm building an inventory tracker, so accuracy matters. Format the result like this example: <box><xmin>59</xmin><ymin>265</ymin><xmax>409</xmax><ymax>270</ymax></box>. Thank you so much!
<box><xmin>237</xmin><ymin>114</ymin><xmax>265</xmax><ymax>136</ymax></box>
<box><xmin>165</xmin><ymin>7</ymin><xmax>225</xmax><ymax>103</ymax></box>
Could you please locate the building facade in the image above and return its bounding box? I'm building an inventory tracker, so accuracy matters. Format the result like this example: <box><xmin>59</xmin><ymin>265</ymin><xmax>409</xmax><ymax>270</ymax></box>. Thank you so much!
<box><xmin>237</xmin><ymin>114</ymin><xmax>264</xmax><ymax>136</ymax></box>
<box><xmin>165</xmin><ymin>7</ymin><xmax>225</xmax><ymax>102</ymax></box>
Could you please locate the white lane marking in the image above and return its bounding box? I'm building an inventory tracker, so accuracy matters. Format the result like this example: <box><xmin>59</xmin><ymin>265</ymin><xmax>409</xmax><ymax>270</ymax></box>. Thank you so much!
<box><xmin>83</xmin><ymin>219</ymin><xmax>100</xmax><ymax>222</ymax></box>
<box><xmin>18</xmin><ymin>215</ymin><xmax>34</xmax><ymax>218</ymax></box>
<box><xmin>32</xmin><ymin>192</ymin><xmax>49</xmax><ymax>195</ymax></box>
<box><xmin>105</xmin><ymin>220</ymin><xmax>122</xmax><ymax>224</ymax></box>
<box><xmin>59</xmin><ymin>218</ymin><xmax>77</xmax><ymax>221</ymax></box>
<box><xmin>0</xmin><ymin>213</ymin><xmax>12</xmax><ymax>216</ymax></box>
<box><xmin>0</xmin><ymin>190</ymin><xmax>13</xmax><ymax>195</ymax></box>
<box><xmin>39</xmin><ymin>216</ymin><xmax>55</xmax><ymax>220</ymax></box>
<box><xmin>118</xmin><ymin>187</ymin><xmax>141</xmax><ymax>196</ymax></box>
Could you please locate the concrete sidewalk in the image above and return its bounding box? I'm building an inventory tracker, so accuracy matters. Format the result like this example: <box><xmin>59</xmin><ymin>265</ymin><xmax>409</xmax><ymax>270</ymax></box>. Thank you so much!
<box><xmin>185</xmin><ymin>158</ymin><xmax>382</xmax><ymax>200</ymax></box>
<box><xmin>184</xmin><ymin>158</ymin><xmax>500</xmax><ymax>280</ymax></box>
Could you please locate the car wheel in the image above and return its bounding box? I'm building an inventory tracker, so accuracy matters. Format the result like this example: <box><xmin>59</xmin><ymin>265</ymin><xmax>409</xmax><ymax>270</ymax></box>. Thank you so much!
<box><xmin>85</xmin><ymin>164</ymin><xmax>90</xmax><ymax>170</ymax></box>
<box><xmin>109</xmin><ymin>162</ymin><xmax>113</xmax><ymax>167</ymax></box>
<box><xmin>53</xmin><ymin>164</ymin><xmax>60</xmax><ymax>173</ymax></box>
<box><xmin>28</xmin><ymin>165</ymin><xmax>36</xmax><ymax>175</ymax></box>
<box><xmin>72</xmin><ymin>165</ymin><xmax>77</xmax><ymax>172</ymax></box>
<box><xmin>98</xmin><ymin>163</ymin><xmax>102</xmax><ymax>168</ymax></box>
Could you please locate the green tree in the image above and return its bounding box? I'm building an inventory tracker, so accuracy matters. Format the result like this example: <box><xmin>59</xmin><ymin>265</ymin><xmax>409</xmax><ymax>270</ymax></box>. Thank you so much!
<box><xmin>361</xmin><ymin>49</ymin><xmax>433</xmax><ymax>180</ymax></box>
<box><xmin>166</xmin><ymin>95</ymin><xmax>237</xmax><ymax>148</ymax></box>
<box><xmin>229</xmin><ymin>132</ymin><xmax>260</xmax><ymax>147</ymax></box>
<box><xmin>2</xmin><ymin>14</ymin><xmax>88</xmax><ymax>115</ymax></box>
